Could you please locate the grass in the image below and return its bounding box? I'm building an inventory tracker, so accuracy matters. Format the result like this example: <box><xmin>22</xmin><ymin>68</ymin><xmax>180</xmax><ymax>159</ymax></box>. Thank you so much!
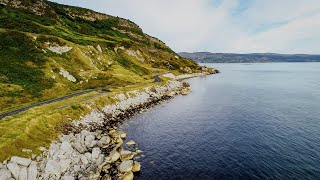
<box><xmin>0</xmin><ymin>81</ymin><xmax>165</xmax><ymax>161</ymax></box>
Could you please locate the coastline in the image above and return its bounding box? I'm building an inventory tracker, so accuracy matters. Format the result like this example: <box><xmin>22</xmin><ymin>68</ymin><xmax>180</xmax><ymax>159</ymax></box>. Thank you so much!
<box><xmin>0</xmin><ymin>71</ymin><xmax>217</xmax><ymax>180</ymax></box>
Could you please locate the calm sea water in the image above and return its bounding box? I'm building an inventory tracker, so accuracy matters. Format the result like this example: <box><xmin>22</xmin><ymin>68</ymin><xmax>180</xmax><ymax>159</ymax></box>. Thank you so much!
<box><xmin>121</xmin><ymin>63</ymin><xmax>320</xmax><ymax>180</ymax></box>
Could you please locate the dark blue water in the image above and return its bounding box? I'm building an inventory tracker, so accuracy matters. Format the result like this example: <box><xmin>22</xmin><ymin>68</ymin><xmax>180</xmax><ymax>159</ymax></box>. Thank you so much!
<box><xmin>121</xmin><ymin>63</ymin><xmax>320</xmax><ymax>180</ymax></box>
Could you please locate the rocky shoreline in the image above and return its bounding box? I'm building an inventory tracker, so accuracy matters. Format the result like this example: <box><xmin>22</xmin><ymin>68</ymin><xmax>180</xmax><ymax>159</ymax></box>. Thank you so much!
<box><xmin>0</xmin><ymin>80</ymin><xmax>193</xmax><ymax>180</ymax></box>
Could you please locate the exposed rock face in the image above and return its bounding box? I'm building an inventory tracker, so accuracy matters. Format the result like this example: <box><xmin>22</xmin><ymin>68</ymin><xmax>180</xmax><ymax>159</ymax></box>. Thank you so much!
<box><xmin>59</xmin><ymin>68</ymin><xmax>77</xmax><ymax>82</ymax></box>
<box><xmin>48</xmin><ymin>46</ymin><xmax>73</xmax><ymax>55</ymax></box>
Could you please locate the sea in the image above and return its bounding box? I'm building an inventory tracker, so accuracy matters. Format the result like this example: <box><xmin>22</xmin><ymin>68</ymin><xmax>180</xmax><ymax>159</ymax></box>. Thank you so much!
<box><xmin>120</xmin><ymin>63</ymin><xmax>320</xmax><ymax>179</ymax></box>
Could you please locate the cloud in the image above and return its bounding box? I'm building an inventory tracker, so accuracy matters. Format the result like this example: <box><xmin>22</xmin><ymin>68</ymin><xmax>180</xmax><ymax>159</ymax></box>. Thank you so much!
<box><xmin>50</xmin><ymin>0</ymin><xmax>320</xmax><ymax>54</ymax></box>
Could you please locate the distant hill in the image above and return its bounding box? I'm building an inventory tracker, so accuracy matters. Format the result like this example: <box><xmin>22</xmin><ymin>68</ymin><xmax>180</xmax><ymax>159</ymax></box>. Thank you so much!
<box><xmin>179</xmin><ymin>52</ymin><xmax>320</xmax><ymax>63</ymax></box>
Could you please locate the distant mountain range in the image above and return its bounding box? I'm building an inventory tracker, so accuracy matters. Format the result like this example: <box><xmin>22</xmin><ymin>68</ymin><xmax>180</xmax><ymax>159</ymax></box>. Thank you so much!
<box><xmin>179</xmin><ymin>52</ymin><xmax>320</xmax><ymax>63</ymax></box>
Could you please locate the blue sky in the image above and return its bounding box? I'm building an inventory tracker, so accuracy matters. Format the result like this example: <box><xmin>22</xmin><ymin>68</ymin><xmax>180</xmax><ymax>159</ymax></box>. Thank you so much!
<box><xmin>49</xmin><ymin>0</ymin><xmax>320</xmax><ymax>54</ymax></box>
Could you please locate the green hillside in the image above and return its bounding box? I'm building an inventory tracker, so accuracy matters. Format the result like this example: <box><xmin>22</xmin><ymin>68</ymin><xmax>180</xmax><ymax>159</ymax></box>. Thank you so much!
<box><xmin>0</xmin><ymin>0</ymin><xmax>201</xmax><ymax>112</ymax></box>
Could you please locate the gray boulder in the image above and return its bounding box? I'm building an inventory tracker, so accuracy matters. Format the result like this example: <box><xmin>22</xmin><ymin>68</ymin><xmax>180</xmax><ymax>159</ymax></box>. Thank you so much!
<box><xmin>0</xmin><ymin>168</ymin><xmax>12</xmax><ymax>180</ymax></box>
<box><xmin>118</xmin><ymin>160</ymin><xmax>133</xmax><ymax>173</ymax></box>
<box><xmin>18</xmin><ymin>167</ymin><xmax>28</xmax><ymax>180</ymax></box>
<box><xmin>91</xmin><ymin>147</ymin><xmax>101</xmax><ymax>160</ymax></box>
<box><xmin>28</xmin><ymin>162</ymin><xmax>38</xmax><ymax>180</ymax></box>
<box><xmin>7</xmin><ymin>162</ymin><xmax>20</xmax><ymax>180</ymax></box>
<box><xmin>45</xmin><ymin>160</ymin><xmax>61</xmax><ymax>179</ymax></box>
<box><xmin>10</xmin><ymin>156</ymin><xmax>31</xmax><ymax>167</ymax></box>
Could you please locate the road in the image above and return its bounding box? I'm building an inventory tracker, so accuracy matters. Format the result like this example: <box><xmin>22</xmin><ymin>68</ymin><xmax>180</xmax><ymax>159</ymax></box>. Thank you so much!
<box><xmin>0</xmin><ymin>89</ymin><xmax>98</xmax><ymax>120</ymax></box>
<box><xmin>0</xmin><ymin>76</ymin><xmax>163</xmax><ymax>120</ymax></box>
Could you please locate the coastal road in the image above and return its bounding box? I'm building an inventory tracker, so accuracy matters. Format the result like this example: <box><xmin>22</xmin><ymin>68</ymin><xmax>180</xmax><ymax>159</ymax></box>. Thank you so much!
<box><xmin>0</xmin><ymin>89</ymin><xmax>99</xmax><ymax>120</ymax></box>
<box><xmin>0</xmin><ymin>76</ymin><xmax>164</xmax><ymax>120</ymax></box>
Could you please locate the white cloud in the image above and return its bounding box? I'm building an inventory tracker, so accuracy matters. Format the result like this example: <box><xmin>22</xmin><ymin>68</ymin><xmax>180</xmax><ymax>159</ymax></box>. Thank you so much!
<box><xmin>50</xmin><ymin>0</ymin><xmax>320</xmax><ymax>54</ymax></box>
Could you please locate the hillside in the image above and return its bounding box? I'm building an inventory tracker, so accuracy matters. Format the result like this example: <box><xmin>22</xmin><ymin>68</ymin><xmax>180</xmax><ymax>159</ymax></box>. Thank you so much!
<box><xmin>179</xmin><ymin>52</ymin><xmax>320</xmax><ymax>63</ymax></box>
<box><xmin>0</xmin><ymin>0</ymin><xmax>202</xmax><ymax>113</ymax></box>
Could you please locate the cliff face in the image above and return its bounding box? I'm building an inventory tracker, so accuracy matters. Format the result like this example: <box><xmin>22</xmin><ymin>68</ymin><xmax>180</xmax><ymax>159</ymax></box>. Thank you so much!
<box><xmin>0</xmin><ymin>0</ymin><xmax>201</xmax><ymax>112</ymax></box>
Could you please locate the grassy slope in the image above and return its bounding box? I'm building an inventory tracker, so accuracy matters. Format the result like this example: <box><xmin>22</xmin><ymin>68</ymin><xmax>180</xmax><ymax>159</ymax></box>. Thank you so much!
<box><xmin>0</xmin><ymin>0</ymin><xmax>200</xmax><ymax>112</ymax></box>
<box><xmin>0</xmin><ymin>0</ymin><xmax>202</xmax><ymax>160</ymax></box>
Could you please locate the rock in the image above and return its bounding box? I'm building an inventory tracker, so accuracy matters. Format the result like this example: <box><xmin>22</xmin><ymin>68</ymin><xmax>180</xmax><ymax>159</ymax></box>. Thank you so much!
<box><xmin>7</xmin><ymin>162</ymin><xmax>20</xmax><ymax>180</ymax></box>
<box><xmin>108</xmin><ymin>150</ymin><xmax>120</xmax><ymax>162</ymax></box>
<box><xmin>97</xmin><ymin>136</ymin><xmax>110</xmax><ymax>148</ymax></box>
<box><xmin>59</xmin><ymin>159</ymin><xmax>71</xmax><ymax>173</ymax></box>
<box><xmin>132</xmin><ymin>161</ymin><xmax>141</xmax><ymax>172</ymax></box>
<box><xmin>45</xmin><ymin>160</ymin><xmax>61</xmax><ymax>179</ymax></box>
<box><xmin>80</xmin><ymin>155</ymin><xmax>89</xmax><ymax>165</ymax></box>
<box><xmin>120</xmin><ymin>132</ymin><xmax>127</xmax><ymax>139</ymax></box>
<box><xmin>61</xmin><ymin>175</ymin><xmax>75</xmax><ymax>180</ymax></box>
<box><xmin>126</xmin><ymin>140</ymin><xmax>136</xmax><ymax>146</ymax></box>
<box><xmin>96</xmin><ymin>45</ymin><xmax>102</xmax><ymax>53</ymax></box>
<box><xmin>96</xmin><ymin>154</ymin><xmax>105</xmax><ymax>166</ymax></box>
<box><xmin>120</xmin><ymin>150</ymin><xmax>134</xmax><ymax>161</ymax></box>
<box><xmin>60</xmin><ymin>142</ymin><xmax>73</xmax><ymax>154</ymax></box>
<box><xmin>84</xmin><ymin>152</ymin><xmax>92</xmax><ymax>161</ymax></box>
<box><xmin>0</xmin><ymin>168</ymin><xmax>12</xmax><ymax>180</ymax></box>
<box><xmin>85</xmin><ymin>135</ymin><xmax>96</xmax><ymax>148</ymax></box>
<box><xmin>135</xmin><ymin>150</ymin><xmax>143</xmax><ymax>154</ymax></box>
<box><xmin>59</xmin><ymin>134</ymin><xmax>72</xmax><ymax>143</ymax></box>
<box><xmin>118</xmin><ymin>160</ymin><xmax>133</xmax><ymax>173</ymax></box>
<box><xmin>73</xmin><ymin>142</ymin><xmax>86</xmax><ymax>153</ymax></box>
<box><xmin>19</xmin><ymin>167</ymin><xmax>28</xmax><ymax>180</ymax></box>
<box><xmin>31</xmin><ymin>154</ymin><xmax>36</xmax><ymax>159</ymax></box>
<box><xmin>92</xmin><ymin>147</ymin><xmax>101</xmax><ymax>160</ymax></box>
<box><xmin>28</xmin><ymin>162</ymin><xmax>38</xmax><ymax>180</ymax></box>
<box><xmin>102</xmin><ymin>174</ymin><xmax>111</xmax><ymax>180</ymax></box>
<box><xmin>21</xmin><ymin>149</ymin><xmax>32</xmax><ymax>153</ymax></box>
<box><xmin>11</xmin><ymin>156</ymin><xmax>32</xmax><ymax>167</ymax></box>
<box><xmin>39</xmin><ymin>147</ymin><xmax>46</xmax><ymax>151</ymax></box>
<box><xmin>118</xmin><ymin>171</ymin><xmax>134</xmax><ymax>180</ymax></box>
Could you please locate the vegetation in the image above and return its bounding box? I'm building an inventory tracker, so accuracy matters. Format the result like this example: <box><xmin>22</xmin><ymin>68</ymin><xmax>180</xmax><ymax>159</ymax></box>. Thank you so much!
<box><xmin>0</xmin><ymin>0</ymin><xmax>203</xmax><ymax>161</ymax></box>
<box><xmin>0</xmin><ymin>0</ymin><xmax>201</xmax><ymax>112</ymax></box>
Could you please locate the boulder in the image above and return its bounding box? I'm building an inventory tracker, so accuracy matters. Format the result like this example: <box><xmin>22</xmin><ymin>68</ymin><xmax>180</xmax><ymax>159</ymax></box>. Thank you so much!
<box><xmin>84</xmin><ymin>152</ymin><xmax>92</xmax><ymax>161</ymax></box>
<box><xmin>92</xmin><ymin>147</ymin><xmax>101</xmax><ymax>160</ymax></box>
<box><xmin>85</xmin><ymin>135</ymin><xmax>95</xmax><ymax>148</ymax></box>
<box><xmin>126</xmin><ymin>140</ymin><xmax>136</xmax><ymax>146</ymax></box>
<box><xmin>108</xmin><ymin>150</ymin><xmax>120</xmax><ymax>162</ymax></box>
<box><xmin>10</xmin><ymin>156</ymin><xmax>32</xmax><ymax>167</ymax></box>
<box><xmin>120</xmin><ymin>150</ymin><xmax>135</xmax><ymax>161</ymax></box>
<box><xmin>96</xmin><ymin>154</ymin><xmax>105</xmax><ymax>166</ymax></box>
<box><xmin>45</xmin><ymin>160</ymin><xmax>61</xmax><ymax>179</ymax></box>
<box><xmin>28</xmin><ymin>162</ymin><xmax>38</xmax><ymax>180</ymax></box>
<box><xmin>118</xmin><ymin>171</ymin><xmax>134</xmax><ymax>180</ymax></box>
<box><xmin>59</xmin><ymin>159</ymin><xmax>72</xmax><ymax>173</ymax></box>
<box><xmin>120</xmin><ymin>132</ymin><xmax>127</xmax><ymax>139</ymax></box>
<box><xmin>97</xmin><ymin>136</ymin><xmax>110</xmax><ymax>148</ymax></box>
<box><xmin>80</xmin><ymin>155</ymin><xmax>89</xmax><ymax>165</ymax></box>
<box><xmin>60</xmin><ymin>142</ymin><xmax>73</xmax><ymax>154</ymax></box>
<box><xmin>18</xmin><ymin>167</ymin><xmax>28</xmax><ymax>180</ymax></box>
<box><xmin>59</xmin><ymin>134</ymin><xmax>72</xmax><ymax>143</ymax></box>
<box><xmin>72</xmin><ymin>142</ymin><xmax>86</xmax><ymax>153</ymax></box>
<box><xmin>132</xmin><ymin>161</ymin><xmax>141</xmax><ymax>172</ymax></box>
<box><xmin>118</xmin><ymin>160</ymin><xmax>133</xmax><ymax>173</ymax></box>
<box><xmin>61</xmin><ymin>175</ymin><xmax>75</xmax><ymax>180</ymax></box>
<box><xmin>0</xmin><ymin>168</ymin><xmax>12</xmax><ymax>180</ymax></box>
<box><xmin>7</xmin><ymin>162</ymin><xmax>20</xmax><ymax>180</ymax></box>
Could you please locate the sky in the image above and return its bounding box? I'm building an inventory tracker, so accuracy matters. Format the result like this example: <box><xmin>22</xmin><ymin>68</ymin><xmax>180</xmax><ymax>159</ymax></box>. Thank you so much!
<box><xmin>49</xmin><ymin>0</ymin><xmax>320</xmax><ymax>54</ymax></box>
